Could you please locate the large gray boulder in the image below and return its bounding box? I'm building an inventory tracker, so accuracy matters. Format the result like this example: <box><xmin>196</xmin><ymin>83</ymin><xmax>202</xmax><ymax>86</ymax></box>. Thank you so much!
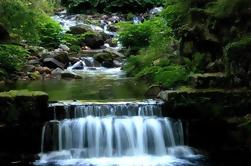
<box><xmin>43</xmin><ymin>58</ymin><xmax>65</xmax><ymax>69</ymax></box>
<box><xmin>61</xmin><ymin>70</ymin><xmax>82</xmax><ymax>79</ymax></box>
<box><xmin>69</xmin><ymin>25</ymin><xmax>90</xmax><ymax>34</ymax></box>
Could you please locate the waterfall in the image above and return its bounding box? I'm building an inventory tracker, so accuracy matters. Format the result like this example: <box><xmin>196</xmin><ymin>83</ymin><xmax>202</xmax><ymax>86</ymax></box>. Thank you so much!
<box><xmin>36</xmin><ymin>101</ymin><xmax>199</xmax><ymax>166</ymax></box>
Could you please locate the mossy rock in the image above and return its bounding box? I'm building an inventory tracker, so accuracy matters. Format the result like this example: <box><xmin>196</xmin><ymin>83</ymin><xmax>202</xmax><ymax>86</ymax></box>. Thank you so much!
<box><xmin>225</xmin><ymin>36</ymin><xmax>251</xmax><ymax>86</ymax></box>
<box><xmin>159</xmin><ymin>88</ymin><xmax>251</xmax><ymax>119</ymax></box>
<box><xmin>94</xmin><ymin>52</ymin><xmax>114</xmax><ymax>63</ymax></box>
<box><xmin>189</xmin><ymin>72</ymin><xmax>227</xmax><ymax>88</ymax></box>
<box><xmin>0</xmin><ymin>90</ymin><xmax>48</xmax><ymax>124</ymax></box>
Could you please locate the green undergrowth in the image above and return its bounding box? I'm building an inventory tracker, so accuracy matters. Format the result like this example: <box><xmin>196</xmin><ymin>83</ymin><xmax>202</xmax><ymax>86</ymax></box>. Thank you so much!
<box><xmin>0</xmin><ymin>44</ymin><xmax>29</xmax><ymax>75</ymax></box>
<box><xmin>121</xmin><ymin>13</ymin><xmax>189</xmax><ymax>88</ymax></box>
<box><xmin>0</xmin><ymin>0</ymin><xmax>62</xmax><ymax>48</ymax></box>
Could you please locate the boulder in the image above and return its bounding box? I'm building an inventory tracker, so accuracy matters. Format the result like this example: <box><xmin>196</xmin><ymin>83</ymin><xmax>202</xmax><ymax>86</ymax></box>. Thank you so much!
<box><xmin>53</xmin><ymin>48</ymin><xmax>69</xmax><ymax>65</ymax></box>
<box><xmin>94</xmin><ymin>52</ymin><xmax>113</xmax><ymax>63</ymax></box>
<box><xmin>189</xmin><ymin>73</ymin><xmax>227</xmax><ymax>89</ymax></box>
<box><xmin>0</xmin><ymin>90</ymin><xmax>49</xmax><ymax>165</ymax></box>
<box><xmin>61</xmin><ymin>70</ymin><xmax>82</xmax><ymax>79</ymax></box>
<box><xmin>59</xmin><ymin>44</ymin><xmax>70</xmax><ymax>52</ymax></box>
<box><xmin>158</xmin><ymin>89</ymin><xmax>251</xmax><ymax>119</ymax></box>
<box><xmin>28</xmin><ymin>59</ymin><xmax>40</xmax><ymax>65</ymax></box>
<box><xmin>113</xmin><ymin>60</ymin><xmax>122</xmax><ymax>67</ymax></box>
<box><xmin>81</xmin><ymin>34</ymin><xmax>104</xmax><ymax>49</ymax></box>
<box><xmin>104</xmin><ymin>48</ymin><xmax>125</xmax><ymax>58</ymax></box>
<box><xmin>51</xmin><ymin>67</ymin><xmax>63</xmax><ymax>75</ymax></box>
<box><xmin>22</xmin><ymin>65</ymin><xmax>35</xmax><ymax>72</ymax></box>
<box><xmin>43</xmin><ymin>58</ymin><xmax>65</xmax><ymax>69</ymax></box>
<box><xmin>145</xmin><ymin>85</ymin><xmax>163</xmax><ymax>98</ymax></box>
<box><xmin>69</xmin><ymin>25</ymin><xmax>90</xmax><ymax>34</ymax></box>
<box><xmin>69</xmin><ymin>57</ymin><xmax>80</xmax><ymax>64</ymax></box>
<box><xmin>102</xmin><ymin>60</ymin><xmax>114</xmax><ymax>68</ymax></box>
<box><xmin>35</xmin><ymin>67</ymin><xmax>51</xmax><ymax>74</ymax></box>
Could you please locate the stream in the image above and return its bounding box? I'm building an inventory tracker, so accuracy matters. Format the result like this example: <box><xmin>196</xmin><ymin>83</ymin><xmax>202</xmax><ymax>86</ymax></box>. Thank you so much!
<box><xmin>10</xmin><ymin>10</ymin><xmax>205</xmax><ymax>166</ymax></box>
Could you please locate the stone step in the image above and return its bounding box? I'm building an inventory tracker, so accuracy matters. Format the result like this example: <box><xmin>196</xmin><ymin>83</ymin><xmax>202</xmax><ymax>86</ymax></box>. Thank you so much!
<box><xmin>189</xmin><ymin>72</ymin><xmax>227</xmax><ymax>89</ymax></box>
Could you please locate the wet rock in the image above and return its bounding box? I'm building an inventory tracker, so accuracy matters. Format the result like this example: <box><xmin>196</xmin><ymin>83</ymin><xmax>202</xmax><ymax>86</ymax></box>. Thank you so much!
<box><xmin>82</xmin><ymin>58</ymin><xmax>100</xmax><ymax>67</ymax></box>
<box><xmin>159</xmin><ymin>89</ymin><xmax>251</xmax><ymax>119</ymax></box>
<box><xmin>104</xmin><ymin>49</ymin><xmax>125</xmax><ymax>58</ymax></box>
<box><xmin>53</xmin><ymin>48</ymin><xmax>69</xmax><ymax>65</ymax></box>
<box><xmin>61</xmin><ymin>70</ymin><xmax>82</xmax><ymax>79</ymax></box>
<box><xmin>0</xmin><ymin>90</ymin><xmax>49</xmax><ymax>164</ymax></box>
<box><xmin>189</xmin><ymin>73</ymin><xmax>227</xmax><ymax>89</ymax></box>
<box><xmin>94</xmin><ymin>52</ymin><xmax>113</xmax><ymax>63</ymax></box>
<box><xmin>145</xmin><ymin>85</ymin><xmax>163</xmax><ymax>98</ymax></box>
<box><xmin>113</xmin><ymin>60</ymin><xmax>122</xmax><ymax>67</ymax></box>
<box><xmin>225</xmin><ymin>37</ymin><xmax>251</xmax><ymax>87</ymax></box>
<box><xmin>35</xmin><ymin>67</ymin><xmax>51</xmax><ymax>74</ymax></box>
<box><xmin>69</xmin><ymin>25</ymin><xmax>90</xmax><ymax>34</ymax></box>
<box><xmin>51</xmin><ymin>67</ymin><xmax>63</xmax><ymax>75</ymax></box>
<box><xmin>81</xmin><ymin>34</ymin><xmax>104</xmax><ymax>49</ymax></box>
<box><xmin>59</xmin><ymin>44</ymin><xmax>70</xmax><ymax>52</ymax></box>
<box><xmin>102</xmin><ymin>60</ymin><xmax>114</xmax><ymax>68</ymax></box>
<box><xmin>43</xmin><ymin>58</ymin><xmax>65</xmax><ymax>69</ymax></box>
<box><xmin>22</xmin><ymin>65</ymin><xmax>35</xmax><ymax>72</ymax></box>
<box><xmin>28</xmin><ymin>59</ymin><xmax>40</xmax><ymax>65</ymax></box>
<box><xmin>72</xmin><ymin>60</ymin><xmax>84</xmax><ymax>70</ymax></box>
<box><xmin>69</xmin><ymin>57</ymin><xmax>80</xmax><ymax>64</ymax></box>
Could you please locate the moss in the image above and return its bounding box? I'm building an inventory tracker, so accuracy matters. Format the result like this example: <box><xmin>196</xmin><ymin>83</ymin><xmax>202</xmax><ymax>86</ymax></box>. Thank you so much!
<box><xmin>225</xmin><ymin>36</ymin><xmax>251</xmax><ymax>58</ymax></box>
<box><xmin>159</xmin><ymin>88</ymin><xmax>251</xmax><ymax>119</ymax></box>
<box><xmin>0</xmin><ymin>90</ymin><xmax>47</xmax><ymax>98</ymax></box>
<box><xmin>207</xmin><ymin>0</ymin><xmax>251</xmax><ymax>18</ymax></box>
<box><xmin>224</xmin><ymin>36</ymin><xmax>251</xmax><ymax>80</ymax></box>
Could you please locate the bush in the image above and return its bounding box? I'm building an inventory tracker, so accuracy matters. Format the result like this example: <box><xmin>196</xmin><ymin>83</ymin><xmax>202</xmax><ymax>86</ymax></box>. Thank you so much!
<box><xmin>118</xmin><ymin>21</ymin><xmax>153</xmax><ymax>53</ymax></box>
<box><xmin>0</xmin><ymin>0</ymin><xmax>62</xmax><ymax>47</ymax></box>
<box><xmin>0</xmin><ymin>44</ymin><xmax>29</xmax><ymax>72</ymax></box>
<box><xmin>121</xmin><ymin>13</ymin><xmax>188</xmax><ymax>87</ymax></box>
<box><xmin>135</xmin><ymin>65</ymin><xmax>188</xmax><ymax>88</ymax></box>
<box><xmin>37</xmin><ymin>14</ymin><xmax>62</xmax><ymax>48</ymax></box>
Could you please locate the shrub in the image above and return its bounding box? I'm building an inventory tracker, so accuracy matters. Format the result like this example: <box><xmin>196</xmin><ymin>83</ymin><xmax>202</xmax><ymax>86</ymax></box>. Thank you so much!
<box><xmin>0</xmin><ymin>44</ymin><xmax>29</xmax><ymax>72</ymax></box>
<box><xmin>37</xmin><ymin>14</ymin><xmax>62</xmax><ymax>48</ymax></box>
<box><xmin>0</xmin><ymin>0</ymin><xmax>62</xmax><ymax>47</ymax></box>
<box><xmin>135</xmin><ymin>65</ymin><xmax>188</xmax><ymax>88</ymax></box>
<box><xmin>118</xmin><ymin>22</ymin><xmax>152</xmax><ymax>53</ymax></box>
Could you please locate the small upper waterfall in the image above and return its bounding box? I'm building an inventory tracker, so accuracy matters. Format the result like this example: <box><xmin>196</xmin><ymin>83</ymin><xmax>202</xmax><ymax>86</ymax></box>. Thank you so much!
<box><xmin>35</xmin><ymin>100</ymin><xmax>200</xmax><ymax>166</ymax></box>
<box><xmin>67</xmin><ymin>57</ymin><xmax>124</xmax><ymax>77</ymax></box>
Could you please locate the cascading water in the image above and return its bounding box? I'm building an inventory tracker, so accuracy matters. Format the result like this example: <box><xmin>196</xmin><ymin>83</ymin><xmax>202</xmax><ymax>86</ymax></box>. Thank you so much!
<box><xmin>67</xmin><ymin>57</ymin><xmax>124</xmax><ymax>77</ymax></box>
<box><xmin>35</xmin><ymin>101</ymin><xmax>201</xmax><ymax>166</ymax></box>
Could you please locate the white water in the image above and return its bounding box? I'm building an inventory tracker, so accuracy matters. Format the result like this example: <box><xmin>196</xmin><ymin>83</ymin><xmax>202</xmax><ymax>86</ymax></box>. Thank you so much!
<box><xmin>67</xmin><ymin>57</ymin><xmax>124</xmax><ymax>77</ymax></box>
<box><xmin>36</xmin><ymin>102</ymin><xmax>200</xmax><ymax>166</ymax></box>
<box><xmin>41</xmin><ymin>9</ymin><xmax>201</xmax><ymax>166</ymax></box>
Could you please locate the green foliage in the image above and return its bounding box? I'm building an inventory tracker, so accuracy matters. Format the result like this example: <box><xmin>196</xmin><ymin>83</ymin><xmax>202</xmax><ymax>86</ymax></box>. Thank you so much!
<box><xmin>61</xmin><ymin>32</ymin><xmax>98</xmax><ymax>52</ymax></box>
<box><xmin>118</xmin><ymin>21</ymin><xmax>152</xmax><ymax>53</ymax></box>
<box><xmin>61</xmin><ymin>33</ymin><xmax>81</xmax><ymax>52</ymax></box>
<box><xmin>0</xmin><ymin>0</ymin><xmax>62</xmax><ymax>47</ymax></box>
<box><xmin>62</xmin><ymin>0</ymin><xmax>165</xmax><ymax>13</ymax></box>
<box><xmin>37</xmin><ymin>14</ymin><xmax>62</xmax><ymax>48</ymax></box>
<box><xmin>161</xmin><ymin>0</ymin><xmax>190</xmax><ymax>30</ymax></box>
<box><xmin>0</xmin><ymin>44</ymin><xmax>29</xmax><ymax>72</ymax></box>
<box><xmin>135</xmin><ymin>65</ymin><xmax>188</xmax><ymax>88</ymax></box>
<box><xmin>207</xmin><ymin>0</ymin><xmax>251</xmax><ymax>18</ymax></box>
<box><xmin>121</xmin><ymin>14</ymin><xmax>188</xmax><ymax>87</ymax></box>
